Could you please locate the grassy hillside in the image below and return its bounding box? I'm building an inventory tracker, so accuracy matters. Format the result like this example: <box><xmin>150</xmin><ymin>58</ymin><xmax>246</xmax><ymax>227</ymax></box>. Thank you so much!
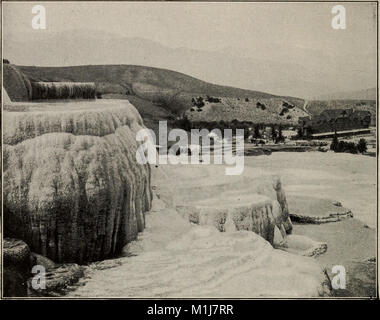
<box><xmin>186</xmin><ymin>96</ymin><xmax>307</xmax><ymax>124</ymax></box>
<box><xmin>18</xmin><ymin>64</ymin><xmax>305</xmax><ymax>123</ymax></box>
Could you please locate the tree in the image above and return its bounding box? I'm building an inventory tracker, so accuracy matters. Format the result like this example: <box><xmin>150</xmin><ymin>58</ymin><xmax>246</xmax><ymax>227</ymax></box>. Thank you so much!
<box><xmin>330</xmin><ymin>131</ymin><xmax>339</xmax><ymax>151</ymax></box>
<box><xmin>178</xmin><ymin>116</ymin><xmax>191</xmax><ymax>131</ymax></box>
<box><xmin>347</xmin><ymin>142</ymin><xmax>358</xmax><ymax>154</ymax></box>
<box><xmin>277</xmin><ymin>125</ymin><xmax>285</xmax><ymax>143</ymax></box>
<box><xmin>271</xmin><ymin>125</ymin><xmax>277</xmax><ymax>142</ymax></box>
<box><xmin>253</xmin><ymin>126</ymin><xmax>261</xmax><ymax>139</ymax></box>
<box><xmin>305</xmin><ymin>126</ymin><xmax>313</xmax><ymax>139</ymax></box>
<box><xmin>357</xmin><ymin>138</ymin><xmax>367</xmax><ymax>154</ymax></box>
<box><xmin>243</xmin><ymin>127</ymin><xmax>250</xmax><ymax>140</ymax></box>
<box><xmin>336</xmin><ymin>141</ymin><xmax>345</xmax><ymax>153</ymax></box>
<box><xmin>296</xmin><ymin>126</ymin><xmax>303</xmax><ymax>138</ymax></box>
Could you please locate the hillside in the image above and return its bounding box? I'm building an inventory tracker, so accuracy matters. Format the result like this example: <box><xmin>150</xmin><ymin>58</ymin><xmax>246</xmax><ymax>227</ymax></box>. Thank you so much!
<box><xmin>186</xmin><ymin>96</ymin><xmax>307</xmax><ymax>124</ymax></box>
<box><xmin>17</xmin><ymin>64</ymin><xmax>306</xmax><ymax>126</ymax></box>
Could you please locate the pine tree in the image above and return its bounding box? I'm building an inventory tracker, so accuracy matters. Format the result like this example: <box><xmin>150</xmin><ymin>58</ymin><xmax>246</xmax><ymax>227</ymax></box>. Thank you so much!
<box><xmin>278</xmin><ymin>125</ymin><xmax>285</xmax><ymax>143</ymax></box>
<box><xmin>271</xmin><ymin>125</ymin><xmax>277</xmax><ymax>142</ymax></box>
<box><xmin>254</xmin><ymin>126</ymin><xmax>261</xmax><ymax>138</ymax></box>
<box><xmin>330</xmin><ymin>131</ymin><xmax>338</xmax><ymax>151</ymax></box>
<box><xmin>297</xmin><ymin>126</ymin><xmax>303</xmax><ymax>138</ymax></box>
<box><xmin>357</xmin><ymin>138</ymin><xmax>367</xmax><ymax>154</ymax></box>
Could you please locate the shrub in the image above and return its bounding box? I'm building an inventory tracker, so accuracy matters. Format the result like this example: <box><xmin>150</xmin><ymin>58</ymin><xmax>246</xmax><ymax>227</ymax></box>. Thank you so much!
<box><xmin>205</xmin><ymin>95</ymin><xmax>221</xmax><ymax>103</ymax></box>
<box><xmin>279</xmin><ymin>107</ymin><xmax>289</xmax><ymax>116</ymax></box>
<box><xmin>192</xmin><ymin>96</ymin><xmax>205</xmax><ymax>108</ymax></box>
<box><xmin>331</xmin><ymin>135</ymin><xmax>359</xmax><ymax>154</ymax></box>
<box><xmin>256</xmin><ymin>102</ymin><xmax>266</xmax><ymax>110</ymax></box>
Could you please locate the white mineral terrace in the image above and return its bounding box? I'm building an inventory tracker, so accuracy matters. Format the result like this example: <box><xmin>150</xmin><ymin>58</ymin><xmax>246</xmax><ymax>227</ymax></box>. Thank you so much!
<box><xmin>69</xmin><ymin>152</ymin><xmax>375</xmax><ymax>297</ymax></box>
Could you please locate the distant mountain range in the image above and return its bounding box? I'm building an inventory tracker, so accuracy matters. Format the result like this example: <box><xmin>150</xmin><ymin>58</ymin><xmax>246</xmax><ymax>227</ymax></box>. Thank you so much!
<box><xmin>3</xmin><ymin>29</ymin><xmax>376</xmax><ymax>99</ymax></box>
<box><xmin>313</xmin><ymin>88</ymin><xmax>376</xmax><ymax>101</ymax></box>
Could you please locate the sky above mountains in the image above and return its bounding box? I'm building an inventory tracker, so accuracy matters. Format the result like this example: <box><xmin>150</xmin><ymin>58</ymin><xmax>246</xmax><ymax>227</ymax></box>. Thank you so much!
<box><xmin>3</xmin><ymin>2</ymin><xmax>377</xmax><ymax>99</ymax></box>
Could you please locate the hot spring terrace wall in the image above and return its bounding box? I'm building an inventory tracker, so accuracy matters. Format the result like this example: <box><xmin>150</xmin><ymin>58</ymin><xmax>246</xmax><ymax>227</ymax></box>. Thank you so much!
<box><xmin>3</xmin><ymin>64</ymin><xmax>33</xmax><ymax>101</ymax></box>
<box><xmin>3</xmin><ymin>100</ymin><xmax>152</xmax><ymax>263</ymax></box>
<box><xmin>31</xmin><ymin>82</ymin><xmax>96</xmax><ymax>100</ymax></box>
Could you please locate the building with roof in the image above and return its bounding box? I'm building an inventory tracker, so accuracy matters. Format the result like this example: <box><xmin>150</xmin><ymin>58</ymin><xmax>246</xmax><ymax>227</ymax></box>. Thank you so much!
<box><xmin>298</xmin><ymin>108</ymin><xmax>371</xmax><ymax>138</ymax></box>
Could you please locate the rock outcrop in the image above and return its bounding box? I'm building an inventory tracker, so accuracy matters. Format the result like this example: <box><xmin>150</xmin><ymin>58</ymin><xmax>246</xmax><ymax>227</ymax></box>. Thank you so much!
<box><xmin>30</xmin><ymin>82</ymin><xmax>96</xmax><ymax>100</ymax></box>
<box><xmin>173</xmin><ymin>174</ymin><xmax>292</xmax><ymax>245</ymax></box>
<box><xmin>3</xmin><ymin>64</ymin><xmax>32</xmax><ymax>101</ymax></box>
<box><xmin>176</xmin><ymin>198</ymin><xmax>277</xmax><ymax>243</ymax></box>
<box><xmin>274</xmin><ymin>233</ymin><xmax>328</xmax><ymax>257</ymax></box>
<box><xmin>3</xmin><ymin>100</ymin><xmax>152</xmax><ymax>263</ymax></box>
<box><xmin>3</xmin><ymin>238</ymin><xmax>33</xmax><ymax>297</ymax></box>
<box><xmin>28</xmin><ymin>264</ymin><xmax>85</xmax><ymax>297</ymax></box>
<box><xmin>288</xmin><ymin>195</ymin><xmax>353</xmax><ymax>224</ymax></box>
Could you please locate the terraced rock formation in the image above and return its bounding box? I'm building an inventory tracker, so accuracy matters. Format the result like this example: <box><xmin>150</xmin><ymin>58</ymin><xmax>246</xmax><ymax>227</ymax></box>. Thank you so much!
<box><xmin>3</xmin><ymin>99</ymin><xmax>152</xmax><ymax>263</ymax></box>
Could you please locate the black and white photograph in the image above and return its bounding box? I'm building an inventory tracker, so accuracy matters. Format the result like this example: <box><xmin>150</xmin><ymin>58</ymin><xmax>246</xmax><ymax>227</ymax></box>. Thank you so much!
<box><xmin>1</xmin><ymin>1</ymin><xmax>378</xmax><ymax>300</ymax></box>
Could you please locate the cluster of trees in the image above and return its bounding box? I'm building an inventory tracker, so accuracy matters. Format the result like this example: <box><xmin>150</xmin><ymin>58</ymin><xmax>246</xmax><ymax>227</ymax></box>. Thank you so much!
<box><xmin>191</xmin><ymin>97</ymin><xmax>205</xmax><ymax>108</ymax></box>
<box><xmin>205</xmin><ymin>95</ymin><xmax>221</xmax><ymax>103</ymax></box>
<box><xmin>174</xmin><ymin>117</ymin><xmax>287</xmax><ymax>144</ymax></box>
<box><xmin>190</xmin><ymin>96</ymin><xmax>221</xmax><ymax>111</ymax></box>
<box><xmin>330</xmin><ymin>133</ymin><xmax>367</xmax><ymax>154</ymax></box>
<box><xmin>296</xmin><ymin>126</ymin><xmax>313</xmax><ymax>139</ymax></box>
<box><xmin>270</xmin><ymin>124</ymin><xmax>285</xmax><ymax>143</ymax></box>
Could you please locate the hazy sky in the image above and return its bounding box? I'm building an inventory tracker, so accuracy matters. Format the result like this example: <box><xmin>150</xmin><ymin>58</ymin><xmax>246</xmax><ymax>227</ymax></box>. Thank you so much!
<box><xmin>2</xmin><ymin>2</ymin><xmax>377</xmax><ymax>98</ymax></box>
<box><xmin>3</xmin><ymin>2</ymin><xmax>376</xmax><ymax>53</ymax></box>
